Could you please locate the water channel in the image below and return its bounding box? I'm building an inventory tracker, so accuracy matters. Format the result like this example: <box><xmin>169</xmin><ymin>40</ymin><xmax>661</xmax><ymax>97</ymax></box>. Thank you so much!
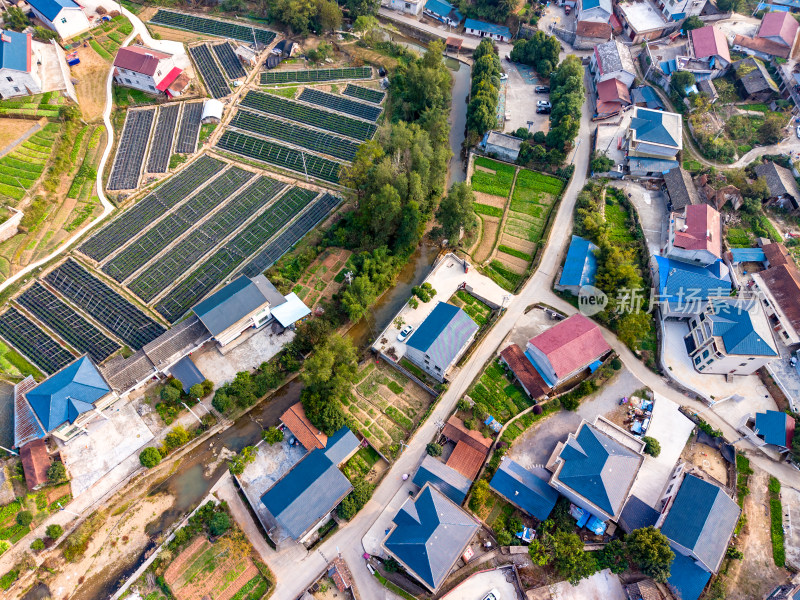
<box><xmin>76</xmin><ymin>40</ymin><xmax>472</xmax><ymax>600</ymax></box>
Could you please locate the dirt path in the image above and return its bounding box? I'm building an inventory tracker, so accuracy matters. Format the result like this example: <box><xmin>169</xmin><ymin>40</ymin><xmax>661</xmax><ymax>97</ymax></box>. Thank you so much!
<box><xmin>72</xmin><ymin>44</ymin><xmax>111</xmax><ymax>122</ymax></box>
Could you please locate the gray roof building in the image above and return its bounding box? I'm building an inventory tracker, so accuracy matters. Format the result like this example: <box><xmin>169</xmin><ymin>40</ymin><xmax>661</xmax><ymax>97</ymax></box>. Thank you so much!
<box><xmin>618</xmin><ymin>495</ymin><xmax>660</xmax><ymax>533</ymax></box>
<box><xmin>412</xmin><ymin>455</ymin><xmax>472</xmax><ymax>505</ymax></box>
<box><xmin>756</xmin><ymin>161</ymin><xmax>800</xmax><ymax>204</ymax></box>
<box><xmin>490</xmin><ymin>458</ymin><xmax>558</xmax><ymax>521</ymax></box>
<box><xmin>664</xmin><ymin>167</ymin><xmax>700</xmax><ymax>210</ymax></box>
<box><xmin>383</xmin><ymin>483</ymin><xmax>479</xmax><ymax>592</ymax></box>
<box><xmin>405</xmin><ymin>302</ymin><xmax>478</xmax><ymax>382</ymax></box>
<box><xmin>484</xmin><ymin>132</ymin><xmax>522</xmax><ymax>163</ymax></box>
<box><xmin>733</xmin><ymin>57</ymin><xmax>779</xmax><ymax>98</ymax></box>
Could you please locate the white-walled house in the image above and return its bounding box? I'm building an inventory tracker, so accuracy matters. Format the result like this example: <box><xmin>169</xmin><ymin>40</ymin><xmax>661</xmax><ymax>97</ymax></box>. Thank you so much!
<box><xmin>665</xmin><ymin>204</ymin><xmax>722</xmax><ymax>267</ymax></box>
<box><xmin>590</xmin><ymin>40</ymin><xmax>636</xmax><ymax>89</ymax></box>
<box><xmin>0</xmin><ymin>30</ymin><xmax>42</xmax><ymax>99</ymax></box>
<box><xmin>26</xmin><ymin>0</ymin><xmax>91</xmax><ymax>40</ymax></box>
<box><xmin>113</xmin><ymin>46</ymin><xmax>180</xmax><ymax>95</ymax></box>
<box><xmin>390</xmin><ymin>0</ymin><xmax>425</xmax><ymax>15</ymax></box>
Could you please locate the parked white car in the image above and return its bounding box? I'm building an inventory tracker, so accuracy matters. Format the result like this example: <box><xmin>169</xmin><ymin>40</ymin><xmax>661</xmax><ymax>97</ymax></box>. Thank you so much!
<box><xmin>397</xmin><ymin>325</ymin><xmax>413</xmax><ymax>342</ymax></box>
<box><xmin>482</xmin><ymin>590</ymin><xmax>501</xmax><ymax>600</ymax></box>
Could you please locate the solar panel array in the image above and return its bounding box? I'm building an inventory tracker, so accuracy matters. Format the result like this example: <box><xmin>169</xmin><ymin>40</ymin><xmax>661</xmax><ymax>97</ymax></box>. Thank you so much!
<box><xmin>213</xmin><ymin>42</ymin><xmax>246</xmax><ymax>79</ymax></box>
<box><xmin>81</xmin><ymin>156</ymin><xmax>225</xmax><ymax>261</ymax></box>
<box><xmin>298</xmin><ymin>88</ymin><xmax>382</xmax><ymax>122</ymax></box>
<box><xmin>240</xmin><ymin>90</ymin><xmax>376</xmax><ymax>141</ymax></box>
<box><xmin>190</xmin><ymin>45</ymin><xmax>230</xmax><ymax>99</ymax></box>
<box><xmin>150</xmin><ymin>10</ymin><xmax>276</xmax><ymax>45</ymax></box>
<box><xmin>230</xmin><ymin>110</ymin><xmax>359</xmax><ymax>162</ymax></box>
<box><xmin>108</xmin><ymin>109</ymin><xmax>155</xmax><ymax>190</ymax></box>
<box><xmin>128</xmin><ymin>175</ymin><xmax>286</xmax><ymax>302</ymax></box>
<box><xmin>217</xmin><ymin>130</ymin><xmax>340</xmax><ymax>183</ymax></box>
<box><xmin>45</xmin><ymin>259</ymin><xmax>166</xmax><ymax>350</ymax></box>
<box><xmin>147</xmin><ymin>104</ymin><xmax>180</xmax><ymax>173</ymax></box>
<box><xmin>176</xmin><ymin>102</ymin><xmax>203</xmax><ymax>154</ymax></box>
<box><xmin>18</xmin><ymin>282</ymin><xmax>120</xmax><ymax>363</ymax></box>
<box><xmin>260</xmin><ymin>67</ymin><xmax>372</xmax><ymax>85</ymax></box>
<box><xmin>156</xmin><ymin>187</ymin><xmax>318</xmax><ymax>322</ymax></box>
<box><xmin>343</xmin><ymin>84</ymin><xmax>385</xmax><ymax>104</ymax></box>
<box><xmin>103</xmin><ymin>167</ymin><xmax>256</xmax><ymax>283</ymax></box>
<box><xmin>0</xmin><ymin>308</ymin><xmax>76</xmax><ymax>374</ymax></box>
<box><xmin>243</xmin><ymin>193</ymin><xmax>341</xmax><ymax>278</ymax></box>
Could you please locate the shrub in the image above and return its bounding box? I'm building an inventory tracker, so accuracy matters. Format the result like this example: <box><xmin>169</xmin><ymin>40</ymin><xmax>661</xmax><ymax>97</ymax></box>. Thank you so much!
<box><xmin>160</xmin><ymin>386</ymin><xmax>180</xmax><ymax>403</ymax></box>
<box><xmin>457</xmin><ymin>398</ymin><xmax>470</xmax><ymax>411</ymax></box>
<box><xmin>139</xmin><ymin>447</ymin><xmax>162</xmax><ymax>469</ymax></box>
<box><xmin>497</xmin><ymin>530</ymin><xmax>513</xmax><ymax>546</ymax></box>
<box><xmin>202</xmin><ymin>379</ymin><xmax>215</xmax><ymax>396</ymax></box>
<box><xmin>30</xmin><ymin>538</ymin><xmax>44</xmax><ymax>551</ymax></box>
<box><xmin>0</xmin><ymin>569</ymin><xmax>18</xmax><ymax>591</ymax></box>
<box><xmin>189</xmin><ymin>383</ymin><xmax>205</xmax><ymax>399</ymax></box>
<box><xmin>262</xmin><ymin>427</ymin><xmax>283</xmax><ymax>445</ymax></box>
<box><xmin>15</xmin><ymin>511</ymin><xmax>32</xmax><ymax>527</ymax></box>
<box><xmin>212</xmin><ymin>390</ymin><xmax>232</xmax><ymax>413</ymax></box>
<box><xmin>47</xmin><ymin>461</ymin><xmax>67</xmax><ymax>484</ymax></box>
<box><xmin>611</xmin><ymin>357</ymin><xmax>622</xmax><ymax>370</ymax></box>
<box><xmin>426</xmin><ymin>442</ymin><xmax>442</xmax><ymax>457</ymax></box>
<box><xmin>209</xmin><ymin>512</ymin><xmax>231</xmax><ymax>536</ymax></box>
<box><xmin>46</xmin><ymin>524</ymin><xmax>63</xmax><ymax>540</ymax></box>
<box><xmin>642</xmin><ymin>436</ymin><xmax>661</xmax><ymax>457</ymax></box>
<box><xmin>228</xmin><ymin>446</ymin><xmax>257</xmax><ymax>475</ymax></box>
<box><xmin>164</xmin><ymin>426</ymin><xmax>189</xmax><ymax>451</ymax></box>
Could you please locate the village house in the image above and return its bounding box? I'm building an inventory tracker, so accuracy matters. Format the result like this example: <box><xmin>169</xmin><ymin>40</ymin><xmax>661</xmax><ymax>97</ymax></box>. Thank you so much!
<box><xmin>484</xmin><ymin>131</ymin><xmax>522</xmax><ymax>163</ymax></box>
<box><xmin>441</xmin><ymin>415</ymin><xmax>492</xmax><ymax>480</ymax></box>
<box><xmin>595</xmin><ymin>77</ymin><xmax>632</xmax><ymax>119</ymax></box>
<box><xmin>650</xmin><ymin>256</ymin><xmax>731</xmax><ymax>318</ymax></box>
<box><xmin>627</xmin><ymin>107</ymin><xmax>683</xmax><ymax>160</ymax></box>
<box><xmin>755</xmin><ymin>161</ymin><xmax>800</xmax><ymax>214</ymax></box>
<box><xmin>499</xmin><ymin>343</ymin><xmax>550</xmax><ymax>399</ymax></box>
<box><xmin>574</xmin><ymin>20</ymin><xmax>613</xmax><ymax>50</ymax></box>
<box><xmin>26</xmin><ymin>0</ymin><xmax>90</xmax><ymax>40</ymax></box>
<box><xmin>738</xmin><ymin>410</ymin><xmax>794</xmax><ymax>453</ymax></box>
<box><xmin>424</xmin><ymin>0</ymin><xmax>463</xmax><ymax>27</ymax></box>
<box><xmin>665</xmin><ymin>204</ymin><xmax>722</xmax><ymax>267</ymax></box>
<box><xmin>464</xmin><ymin>18</ymin><xmax>511</xmax><ymax>42</ymax></box>
<box><xmin>678</xmin><ymin>25</ymin><xmax>731</xmax><ymax>80</ymax></box>
<box><xmin>113</xmin><ymin>45</ymin><xmax>183</xmax><ymax>96</ymax></box>
<box><xmin>751</xmin><ymin>243</ymin><xmax>800</xmax><ymax>346</ymax></box>
<box><xmin>615</xmin><ymin>0</ymin><xmax>675</xmax><ymax>43</ymax></box>
<box><xmin>733</xmin><ymin>11</ymin><xmax>799</xmax><ymax>60</ymax></box>
<box><xmin>490</xmin><ymin>457</ymin><xmax>558</xmax><ymax>521</ymax></box>
<box><xmin>578</xmin><ymin>0</ymin><xmax>613</xmax><ymax>23</ymax></box>
<box><xmin>390</xmin><ymin>0</ymin><xmax>424</xmax><ymax>15</ymax></box>
<box><xmin>0</xmin><ymin>30</ymin><xmax>42</xmax><ymax>99</ymax></box>
<box><xmin>732</xmin><ymin>57</ymin><xmax>779</xmax><ymax>101</ymax></box>
<box><xmin>663</xmin><ymin>167</ymin><xmax>700</xmax><ymax>211</ymax></box>
<box><xmin>412</xmin><ymin>454</ymin><xmax>472</xmax><ymax>505</ymax></box>
<box><xmin>590</xmin><ymin>39</ymin><xmax>637</xmax><ymax>89</ymax></box>
<box><xmin>555</xmin><ymin>235</ymin><xmax>599</xmax><ymax>295</ymax></box>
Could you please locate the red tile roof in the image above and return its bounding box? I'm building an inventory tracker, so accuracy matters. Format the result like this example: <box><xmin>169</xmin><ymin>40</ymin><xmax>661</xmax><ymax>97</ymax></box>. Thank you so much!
<box><xmin>763</xmin><ymin>242</ymin><xmax>790</xmax><ymax>267</ymax></box>
<box><xmin>20</xmin><ymin>438</ymin><xmax>50</xmax><ymax>490</ymax></box>
<box><xmin>758</xmin><ymin>11</ymin><xmax>799</xmax><ymax>47</ymax></box>
<box><xmin>442</xmin><ymin>416</ymin><xmax>491</xmax><ymax>451</ymax></box>
<box><xmin>691</xmin><ymin>26</ymin><xmax>731</xmax><ymax>63</ymax></box>
<box><xmin>280</xmin><ymin>402</ymin><xmax>327</xmax><ymax>451</ymax></box>
<box><xmin>576</xmin><ymin>20</ymin><xmax>612</xmax><ymax>39</ymax></box>
<box><xmin>673</xmin><ymin>204</ymin><xmax>722</xmax><ymax>257</ymax></box>
<box><xmin>758</xmin><ymin>263</ymin><xmax>800</xmax><ymax>334</ymax></box>
<box><xmin>500</xmin><ymin>344</ymin><xmax>549</xmax><ymax>398</ymax></box>
<box><xmin>446</xmin><ymin>440</ymin><xmax>486</xmax><ymax>480</ymax></box>
<box><xmin>529</xmin><ymin>314</ymin><xmax>610</xmax><ymax>379</ymax></box>
<box><xmin>113</xmin><ymin>46</ymin><xmax>171</xmax><ymax>76</ymax></box>
<box><xmin>596</xmin><ymin>77</ymin><xmax>631</xmax><ymax>104</ymax></box>
<box><xmin>156</xmin><ymin>67</ymin><xmax>182</xmax><ymax>91</ymax></box>
<box><xmin>733</xmin><ymin>34</ymin><xmax>791</xmax><ymax>59</ymax></box>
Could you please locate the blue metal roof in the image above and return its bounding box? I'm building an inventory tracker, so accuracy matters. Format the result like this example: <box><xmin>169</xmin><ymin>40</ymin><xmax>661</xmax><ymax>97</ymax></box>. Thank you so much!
<box><xmin>26</xmin><ymin>356</ymin><xmax>109</xmax><ymax>432</ymax></box>
<box><xmin>322</xmin><ymin>426</ymin><xmax>360</xmax><ymax>465</ymax></box>
<box><xmin>630</xmin><ymin>108</ymin><xmax>679</xmax><ymax>147</ymax></box>
<box><xmin>729</xmin><ymin>248</ymin><xmax>766</xmax><ymax>263</ymax></box>
<box><xmin>582</xmin><ymin>0</ymin><xmax>602</xmax><ymax>8</ymax></box>
<box><xmin>425</xmin><ymin>0</ymin><xmax>462</xmax><ymax>20</ymax></box>
<box><xmin>0</xmin><ymin>30</ymin><xmax>29</xmax><ymax>72</ymax></box>
<box><xmin>27</xmin><ymin>0</ymin><xmax>79</xmax><ymax>22</ymax></box>
<box><xmin>618</xmin><ymin>495</ymin><xmax>660</xmax><ymax>533</ymax></box>
<box><xmin>559</xmin><ymin>235</ymin><xmax>598</xmax><ymax>288</ymax></box>
<box><xmin>464</xmin><ymin>18</ymin><xmax>511</xmax><ymax>38</ymax></box>
<box><xmin>627</xmin><ymin>157</ymin><xmax>679</xmax><ymax>174</ymax></box>
<box><xmin>708</xmin><ymin>299</ymin><xmax>777</xmax><ymax>356</ymax></box>
<box><xmin>413</xmin><ymin>455</ymin><xmax>472</xmax><ymax>505</ymax></box>
<box><xmin>261</xmin><ymin>446</ymin><xmax>353</xmax><ymax>540</ymax></box>
<box><xmin>192</xmin><ymin>274</ymin><xmax>284</xmax><ymax>336</ymax></box>
<box><xmin>667</xmin><ymin>551</ymin><xmax>712</xmax><ymax>600</ymax></box>
<box><xmin>385</xmin><ymin>485</ymin><xmax>479</xmax><ymax>591</ymax></box>
<box><xmin>654</xmin><ymin>256</ymin><xmax>731</xmax><ymax>307</ymax></box>
<box><xmin>170</xmin><ymin>356</ymin><xmax>205</xmax><ymax>394</ymax></box>
<box><xmin>489</xmin><ymin>459</ymin><xmax>558</xmax><ymax>521</ymax></box>
<box><xmin>755</xmin><ymin>410</ymin><xmax>793</xmax><ymax>447</ymax></box>
<box><xmin>660</xmin><ymin>474</ymin><xmax>740</xmax><ymax>573</ymax></box>
<box><xmin>406</xmin><ymin>301</ymin><xmax>478</xmax><ymax>365</ymax></box>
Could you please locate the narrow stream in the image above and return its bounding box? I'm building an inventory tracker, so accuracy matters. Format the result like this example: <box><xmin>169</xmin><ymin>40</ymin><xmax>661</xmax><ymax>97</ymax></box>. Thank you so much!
<box><xmin>90</xmin><ymin>40</ymin><xmax>472</xmax><ymax>600</ymax></box>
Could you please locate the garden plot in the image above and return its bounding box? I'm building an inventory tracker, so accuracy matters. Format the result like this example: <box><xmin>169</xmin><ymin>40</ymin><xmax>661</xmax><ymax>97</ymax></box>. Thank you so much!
<box><xmin>150</xmin><ymin>10</ymin><xmax>276</xmax><ymax>45</ymax></box>
<box><xmin>290</xmin><ymin>247</ymin><xmax>352</xmax><ymax>309</ymax></box>
<box><xmin>0</xmin><ymin>484</ymin><xmax>73</xmax><ymax>548</ymax></box>
<box><xmin>471</xmin><ymin>157</ymin><xmax>516</xmax><ymax>198</ymax></box>
<box><xmin>0</xmin><ymin>123</ymin><xmax>58</xmax><ymax>202</ymax></box>
<box><xmin>449</xmin><ymin>289</ymin><xmax>492</xmax><ymax>325</ymax></box>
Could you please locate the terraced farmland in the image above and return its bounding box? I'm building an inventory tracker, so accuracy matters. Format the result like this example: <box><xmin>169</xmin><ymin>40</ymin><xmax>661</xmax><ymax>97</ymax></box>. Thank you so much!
<box><xmin>150</xmin><ymin>10</ymin><xmax>276</xmax><ymax>45</ymax></box>
<box><xmin>80</xmin><ymin>155</ymin><xmax>225</xmax><ymax>261</ymax></box>
<box><xmin>108</xmin><ymin>108</ymin><xmax>155</xmax><ymax>190</ymax></box>
<box><xmin>127</xmin><ymin>175</ymin><xmax>286</xmax><ymax>302</ymax></box>
<box><xmin>0</xmin><ymin>124</ymin><xmax>59</xmax><ymax>201</ymax></box>
<box><xmin>17</xmin><ymin>282</ymin><xmax>120</xmax><ymax>363</ymax></box>
<box><xmin>213</xmin><ymin>42</ymin><xmax>246</xmax><ymax>79</ymax></box>
<box><xmin>147</xmin><ymin>104</ymin><xmax>180</xmax><ymax>173</ymax></box>
<box><xmin>240</xmin><ymin>90</ymin><xmax>376</xmax><ymax>140</ymax></box>
<box><xmin>103</xmin><ymin>167</ymin><xmax>255</xmax><ymax>283</ymax></box>
<box><xmin>243</xmin><ymin>192</ymin><xmax>341</xmax><ymax>278</ymax></box>
<box><xmin>343</xmin><ymin>84</ymin><xmax>385</xmax><ymax>104</ymax></box>
<box><xmin>0</xmin><ymin>308</ymin><xmax>76</xmax><ymax>374</ymax></box>
<box><xmin>217</xmin><ymin>130</ymin><xmax>341</xmax><ymax>183</ymax></box>
<box><xmin>260</xmin><ymin>67</ymin><xmax>371</xmax><ymax>84</ymax></box>
<box><xmin>230</xmin><ymin>109</ymin><xmax>359</xmax><ymax>162</ymax></box>
<box><xmin>175</xmin><ymin>101</ymin><xmax>203</xmax><ymax>154</ymax></box>
<box><xmin>298</xmin><ymin>88</ymin><xmax>382</xmax><ymax>122</ymax></box>
<box><xmin>190</xmin><ymin>44</ymin><xmax>230</xmax><ymax>99</ymax></box>
<box><xmin>45</xmin><ymin>259</ymin><xmax>166</xmax><ymax>350</ymax></box>
<box><xmin>155</xmin><ymin>187</ymin><xmax>319</xmax><ymax>322</ymax></box>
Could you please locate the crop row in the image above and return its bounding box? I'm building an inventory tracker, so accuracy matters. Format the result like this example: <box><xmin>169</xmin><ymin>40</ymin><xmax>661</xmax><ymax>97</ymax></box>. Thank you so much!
<box><xmin>260</xmin><ymin>66</ymin><xmax>371</xmax><ymax>85</ymax></box>
<box><xmin>343</xmin><ymin>84</ymin><xmax>385</xmax><ymax>104</ymax></box>
<box><xmin>298</xmin><ymin>88</ymin><xmax>382</xmax><ymax>122</ymax></box>
<box><xmin>150</xmin><ymin>10</ymin><xmax>275</xmax><ymax>45</ymax></box>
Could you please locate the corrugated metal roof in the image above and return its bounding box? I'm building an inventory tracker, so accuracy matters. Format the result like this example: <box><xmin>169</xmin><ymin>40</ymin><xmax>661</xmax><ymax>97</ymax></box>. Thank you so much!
<box><xmin>528</xmin><ymin>314</ymin><xmax>610</xmax><ymax>380</ymax></box>
<box><xmin>708</xmin><ymin>298</ymin><xmax>777</xmax><ymax>356</ymax></box>
<box><xmin>559</xmin><ymin>235</ymin><xmax>598</xmax><ymax>288</ymax></box>
<box><xmin>27</xmin><ymin>0</ymin><xmax>79</xmax><ymax>21</ymax></box>
<box><xmin>406</xmin><ymin>301</ymin><xmax>478</xmax><ymax>367</ymax></box>
<box><xmin>490</xmin><ymin>458</ymin><xmax>558</xmax><ymax>521</ymax></box>
<box><xmin>0</xmin><ymin>30</ymin><xmax>30</xmax><ymax>73</ymax></box>
<box><xmin>193</xmin><ymin>274</ymin><xmax>285</xmax><ymax>336</ymax></box>
<box><xmin>755</xmin><ymin>410</ymin><xmax>794</xmax><ymax>447</ymax></box>
<box><xmin>169</xmin><ymin>356</ymin><xmax>205</xmax><ymax>394</ymax></box>
<box><xmin>666</xmin><ymin>551</ymin><xmax>712</xmax><ymax>600</ymax></box>
<box><xmin>322</xmin><ymin>426</ymin><xmax>360</xmax><ymax>466</ymax></box>
<box><xmin>271</xmin><ymin>292</ymin><xmax>310</xmax><ymax>328</ymax></box>
<box><xmin>618</xmin><ymin>494</ymin><xmax>659</xmax><ymax>533</ymax></box>
<box><xmin>0</xmin><ymin>381</ymin><xmax>13</xmax><ymax>450</ymax></box>
<box><xmin>654</xmin><ymin>256</ymin><xmax>731</xmax><ymax>306</ymax></box>
<box><xmin>280</xmin><ymin>402</ymin><xmax>327</xmax><ymax>451</ymax></box>
<box><xmin>446</xmin><ymin>440</ymin><xmax>486</xmax><ymax>480</ymax></box>
<box><xmin>113</xmin><ymin>46</ymin><xmax>172</xmax><ymax>76</ymax></box>
<box><xmin>413</xmin><ymin>455</ymin><xmax>472</xmax><ymax>504</ymax></box>
<box><xmin>630</xmin><ymin>107</ymin><xmax>681</xmax><ymax>148</ymax></box>
<box><xmin>464</xmin><ymin>18</ymin><xmax>511</xmax><ymax>38</ymax></box>
<box><xmin>729</xmin><ymin>248</ymin><xmax>766</xmax><ymax>263</ymax></box>
<box><xmin>14</xmin><ymin>377</ymin><xmax>45</xmax><ymax>453</ymax></box>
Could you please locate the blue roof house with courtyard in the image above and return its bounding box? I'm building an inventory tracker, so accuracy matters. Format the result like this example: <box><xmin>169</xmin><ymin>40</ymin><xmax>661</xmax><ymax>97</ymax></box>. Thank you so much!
<box><xmin>490</xmin><ymin>458</ymin><xmax>558</xmax><ymax>521</ymax></box>
<box><xmin>261</xmin><ymin>426</ymin><xmax>360</xmax><ymax>542</ymax></box>
<box><xmin>556</xmin><ymin>235</ymin><xmax>598</xmax><ymax>295</ymax></box>
<box><xmin>740</xmin><ymin>409</ymin><xmax>795</xmax><ymax>451</ymax></box>
<box><xmin>26</xmin><ymin>0</ymin><xmax>91</xmax><ymax>40</ymax></box>
<box><xmin>0</xmin><ymin>29</ymin><xmax>42</xmax><ymax>100</ymax></box>
<box><xmin>22</xmin><ymin>356</ymin><xmax>115</xmax><ymax>442</ymax></box>
<box><xmin>424</xmin><ymin>0</ymin><xmax>463</xmax><ymax>26</ymax></box>
<box><xmin>548</xmin><ymin>417</ymin><xmax>645</xmax><ymax>522</ymax></box>
<box><xmin>660</xmin><ymin>474</ymin><xmax>740</xmax><ymax>600</ymax></box>
<box><xmin>383</xmin><ymin>483</ymin><xmax>479</xmax><ymax>592</ymax></box>
<box><xmin>404</xmin><ymin>302</ymin><xmax>478</xmax><ymax>382</ymax></box>
<box><xmin>650</xmin><ymin>256</ymin><xmax>731</xmax><ymax>318</ymax></box>
<box><xmin>627</xmin><ymin>107</ymin><xmax>683</xmax><ymax>160</ymax></box>
<box><xmin>464</xmin><ymin>18</ymin><xmax>512</xmax><ymax>42</ymax></box>
<box><xmin>412</xmin><ymin>455</ymin><xmax>472</xmax><ymax>505</ymax></box>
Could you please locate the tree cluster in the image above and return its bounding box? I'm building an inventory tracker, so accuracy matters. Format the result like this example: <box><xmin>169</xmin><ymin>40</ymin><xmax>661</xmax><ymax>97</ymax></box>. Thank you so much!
<box><xmin>458</xmin><ymin>0</ymin><xmax>517</xmax><ymax>23</ymax></box>
<box><xmin>435</xmin><ymin>182</ymin><xmax>478</xmax><ymax>243</ymax></box>
<box><xmin>269</xmin><ymin>0</ymin><xmax>343</xmax><ymax>34</ymax></box>
<box><xmin>212</xmin><ymin>362</ymin><xmax>284</xmax><ymax>414</ymax></box>
<box><xmin>466</xmin><ymin>40</ymin><xmax>501</xmax><ymax>142</ymax></box>
<box><xmin>337</xmin><ymin>477</ymin><xmax>374</xmax><ymax>519</ymax></box>
<box><xmin>509</xmin><ymin>31</ymin><xmax>560</xmax><ymax>77</ymax></box>
<box><xmin>301</xmin><ymin>334</ymin><xmax>359</xmax><ymax>435</ymax></box>
<box><xmin>546</xmin><ymin>56</ymin><xmax>584</xmax><ymax>153</ymax></box>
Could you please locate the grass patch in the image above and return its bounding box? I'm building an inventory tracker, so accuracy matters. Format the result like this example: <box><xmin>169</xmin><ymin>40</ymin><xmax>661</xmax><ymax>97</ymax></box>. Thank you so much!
<box><xmin>471</xmin><ymin>157</ymin><xmax>515</xmax><ymax>197</ymax></box>
<box><xmin>727</xmin><ymin>227</ymin><xmax>751</xmax><ymax>248</ymax></box>
<box><xmin>88</xmin><ymin>39</ymin><xmax>112</xmax><ymax>61</ymax></box>
<box><xmin>769</xmin><ymin>476</ymin><xmax>785</xmax><ymax>567</ymax></box>
<box><xmin>473</xmin><ymin>203</ymin><xmax>503</xmax><ymax>217</ymax></box>
<box><xmin>387</xmin><ymin>380</ymin><xmax>403</xmax><ymax>394</ymax></box>
<box><xmin>469</xmin><ymin>360</ymin><xmax>532</xmax><ymax>422</ymax></box>
<box><xmin>498</xmin><ymin>244</ymin><xmax>532</xmax><ymax>261</ymax></box>
<box><xmin>683</xmin><ymin>160</ymin><xmax>702</xmax><ymax>172</ymax></box>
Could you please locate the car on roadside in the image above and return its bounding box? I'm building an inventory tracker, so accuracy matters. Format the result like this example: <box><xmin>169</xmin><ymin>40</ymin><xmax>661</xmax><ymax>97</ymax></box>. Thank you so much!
<box><xmin>397</xmin><ymin>325</ymin><xmax>413</xmax><ymax>342</ymax></box>
<box><xmin>536</xmin><ymin>106</ymin><xmax>551</xmax><ymax>114</ymax></box>
<box><xmin>796</xmin><ymin>125</ymin><xmax>800</xmax><ymax>138</ymax></box>
<box><xmin>537</xmin><ymin>100</ymin><xmax>551</xmax><ymax>109</ymax></box>
<box><xmin>482</xmin><ymin>590</ymin><xmax>501</xmax><ymax>600</ymax></box>
<box><xmin>500</xmin><ymin>72</ymin><xmax>508</xmax><ymax>81</ymax></box>
<box><xmin>535</xmin><ymin>85</ymin><xmax>550</xmax><ymax>93</ymax></box>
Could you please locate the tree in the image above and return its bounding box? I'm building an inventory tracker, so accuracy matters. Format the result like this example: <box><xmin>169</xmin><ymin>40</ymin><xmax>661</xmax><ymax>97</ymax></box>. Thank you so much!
<box><xmin>683</xmin><ymin>16</ymin><xmax>704</xmax><ymax>30</ymax></box>
<box><xmin>160</xmin><ymin>385</ymin><xmax>181</xmax><ymax>403</ymax></box>
<box><xmin>46</xmin><ymin>524</ymin><xmax>63</xmax><ymax>540</ymax></box>
<box><xmin>209</xmin><ymin>512</ymin><xmax>231</xmax><ymax>536</ymax></box>
<box><xmin>189</xmin><ymin>383</ymin><xmax>205</xmax><ymax>399</ymax></box>
<box><xmin>626</xmin><ymin>526</ymin><xmax>674</xmax><ymax>583</ymax></box>
<box><xmin>436</xmin><ymin>182</ymin><xmax>477</xmax><ymax>241</ymax></box>
<box><xmin>262</xmin><ymin>427</ymin><xmax>284</xmax><ymax>445</ymax></box>
<box><xmin>3</xmin><ymin>7</ymin><xmax>29</xmax><ymax>31</ymax></box>
<box><xmin>497</xmin><ymin>530</ymin><xmax>513</xmax><ymax>546</ymax></box>
<box><xmin>270</xmin><ymin>0</ymin><xmax>318</xmax><ymax>34</ymax></box>
<box><xmin>337</xmin><ymin>477</ymin><xmax>374</xmax><ymax>519</ymax></box>
<box><xmin>590</xmin><ymin>153</ymin><xmax>615</xmax><ymax>173</ymax></box>
<box><xmin>30</xmin><ymin>539</ymin><xmax>45</xmax><ymax>552</ymax></box>
<box><xmin>616</xmin><ymin>311</ymin><xmax>652</xmax><ymax>350</ymax></box>
<box><xmin>716</xmin><ymin>0</ymin><xmax>743</xmax><ymax>11</ymax></box>
<box><xmin>47</xmin><ymin>461</ymin><xmax>67</xmax><ymax>484</ymax></box>
<box><xmin>16</xmin><ymin>511</ymin><xmax>33</xmax><ymax>527</ymax></box>
<box><xmin>228</xmin><ymin>446</ymin><xmax>257</xmax><ymax>475</ymax></box>
<box><xmin>671</xmin><ymin>71</ymin><xmax>696</xmax><ymax>96</ymax></box>
<box><xmin>139</xmin><ymin>447</ymin><xmax>162</xmax><ymax>468</ymax></box>
<box><xmin>469</xmin><ymin>479</ymin><xmax>490</xmax><ymax>511</ymax></box>
<box><xmin>316</xmin><ymin>0</ymin><xmax>342</xmax><ymax>31</ymax></box>
<box><xmin>426</xmin><ymin>442</ymin><xmax>443</xmax><ymax>456</ymax></box>
<box><xmin>550</xmin><ymin>530</ymin><xmax>597</xmax><ymax>585</ymax></box>
<box><xmin>212</xmin><ymin>390</ymin><xmax>232</xmax><ymax>414</ymax></box>
<box><xmin>346</xmin><ymin>0</ymin><xmax>380</xmax><ymax>17</ymax></box>
<box><xmin>642</xmin><ymin>436</ymin><xmax>661</xmax><ymax>457</ymax></box>
<box><xmin>301</xmin><ymin>334</ymin><xmax>358</xmax><ymax>435</ymax></box>
<box><xmin>383</xmin><ymin>557</ymin><xmax>401</xmax><ymax>572</ymax></box>
<box><xmin>759</xmin><ymin>112</ymin><xmax>786</xmax><ymax>144</ymax></box>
